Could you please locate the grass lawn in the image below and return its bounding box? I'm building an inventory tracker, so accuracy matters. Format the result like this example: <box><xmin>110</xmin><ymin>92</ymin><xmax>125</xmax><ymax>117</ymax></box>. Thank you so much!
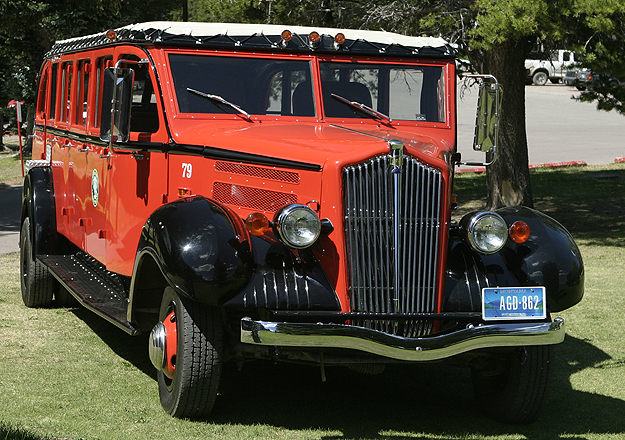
<box><xmin>0</xmin><ymin>154</ymin><xmax>23</xmax><ymax>185</ymax></box>
<box><xmin>0</xmin><ymin>135</ymin><xmax>25</xmax><ymax>183</ymax></box>
<box><xmin>1</xmin><ymin>162</ymin><xmax>624</xmax><ymax>439</ymax></box>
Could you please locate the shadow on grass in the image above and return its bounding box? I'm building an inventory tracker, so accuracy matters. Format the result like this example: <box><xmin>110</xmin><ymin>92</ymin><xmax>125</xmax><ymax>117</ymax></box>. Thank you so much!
<box><xmin>61</xmin><ymin>165</ymin><xmax>625</xmax><ymax>439</ymax></box>
<box><xmin>0</xmin><ymin>423</ymin><xmax>51</xmax><ymax>440</ymax></box>
<box><xmin>214</xmin><ymin>335</ymin><xmax>624</xmax><ymax>440</ymax></box>
<box><xmin>73</xmin><ymin>304</ymin><xmax>624</xmax><ymax>440</ymax></box>
<box><xmin>71</xmin><ymin>307</ymin><xmax>156</xmax><ymax>380</ymax></box>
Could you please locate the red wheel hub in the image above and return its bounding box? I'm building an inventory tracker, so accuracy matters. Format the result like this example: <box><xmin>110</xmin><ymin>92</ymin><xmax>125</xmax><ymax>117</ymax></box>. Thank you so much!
<box><xmin>162</xmin><ymin>310</ymin><xmax>177</xmax><ymax>379</ymax></box>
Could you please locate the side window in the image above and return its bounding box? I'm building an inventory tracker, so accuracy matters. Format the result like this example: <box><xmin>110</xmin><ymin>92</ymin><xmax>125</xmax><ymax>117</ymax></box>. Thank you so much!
<box><xmin>36</xmin><ymin>67</ymin><xmax>48</xmax><ymax>119</ymax></box>
<box><xmin>50</xmin><ymin>63</ymin><xmax>58</xmax><ymax>121</ymax></box>
<box><xmin>94</xmin><ymin>56</ymin><xmax>112</xmax><ymax>129</ymax></box>
<box><xmin>563</xmin><ymin>52</ymin><xmax>571</xmax><ymax>62</ymax></box>
<box><xmin>76</xmin><ymin>60</ymin><xmax>90</xmax><ymax>126</ymax></box>
<box><xmin>61</xmin><ymin>61</ymin><xmax>73</xmax><ymax>123</ymax></box>
<box><xmin>129</xmin><ymin>63</ymin><xmax>159</xmax><ymax>133</ymax></box>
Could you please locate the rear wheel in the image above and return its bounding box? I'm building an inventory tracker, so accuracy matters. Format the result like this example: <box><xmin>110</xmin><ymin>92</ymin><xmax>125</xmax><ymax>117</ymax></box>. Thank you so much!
<box><xmin>20</xmin><ymin>217</ymin><xmax>55</xmax><ymax>308</ymax></box>
<box><xmin>156</xmin><ymin>287</ymin><xmax>223</xmax><ymax>418</ymax></box>
<box><xmin>55</xmin><ymin>285</ymin><xmax>80</xmax><ymax>307</ymax></box>
<box><xmin>471</xmin><ymin>345</ymin><xmax>554</xmax><ymax>424</ymax></box>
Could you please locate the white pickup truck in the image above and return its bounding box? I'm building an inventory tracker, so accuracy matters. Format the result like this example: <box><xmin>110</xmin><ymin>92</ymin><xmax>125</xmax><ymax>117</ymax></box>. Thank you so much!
<box><xmin>525</xmin><ymin>50</ymin><xmax>578</xmax><ymax>85</ymax></box>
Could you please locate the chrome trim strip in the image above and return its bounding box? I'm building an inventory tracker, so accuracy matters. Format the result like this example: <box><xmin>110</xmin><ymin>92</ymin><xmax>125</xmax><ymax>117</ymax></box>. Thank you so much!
<box><xmin>241</xmin><ymin>317</ymin><xmax>565</xmax><ymax>362</ymax></box>
<box><xmin>390</xmin><ymin>140</ymin><xmax>403</xmax><ymax>313</ymax></box>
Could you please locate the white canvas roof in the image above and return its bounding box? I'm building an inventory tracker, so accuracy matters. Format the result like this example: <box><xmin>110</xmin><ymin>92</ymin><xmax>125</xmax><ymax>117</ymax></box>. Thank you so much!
<box><xmin>48</xmin><ymin>21</ymin><xmax>453</xmax><ymax>58</ymax></box>
<box><xmin>121</xmin><ymin>21</ymin><xmax>450</xmax><ymax>50</ymax></box>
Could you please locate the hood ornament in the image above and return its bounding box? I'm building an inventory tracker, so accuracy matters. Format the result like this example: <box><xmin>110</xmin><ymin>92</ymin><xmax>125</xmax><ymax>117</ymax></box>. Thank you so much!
<box><xmin>389</xmin><ymin>139</ymin><xmax>404</xmax><ymax>174</ymax></box>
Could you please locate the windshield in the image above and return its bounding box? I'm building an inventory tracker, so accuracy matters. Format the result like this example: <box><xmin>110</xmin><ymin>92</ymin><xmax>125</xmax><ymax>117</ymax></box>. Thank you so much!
<box><xmin>169</xmin><ymin>54</ymin><xmax>315</xmax><ymax>117</ymax></box>
<box><xmin>320</xmin><ymin>62</ymin><xmax>446</xmax><ymax>122</ymax></box>
<box><xmin>168</xmin><ymin>54</ymin><xmax>446</xmax><ymax>122</ymax></box>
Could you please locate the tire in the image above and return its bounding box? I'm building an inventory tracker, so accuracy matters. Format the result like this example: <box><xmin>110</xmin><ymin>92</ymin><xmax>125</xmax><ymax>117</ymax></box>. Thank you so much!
<box><xmin>532</xmin><ymin>71</ymin><xmax>549</xmax><ymax>86</ymax></box>
<box><xmin>20</xmin><ymin>217</ymin><xmax>55</xmax><ymax>308</ymax></box>
<box><xmin>55</xmin><ymin>285</ymin><xmax>80</xmax><ymax>307</ymax></box>
<box><xmin>471</xmin><ymin>345</ymin><xmax>554</xmax><ymax>424</ymax></box>
<box><xmin>157</xmin><ymin>287</ymin><xmax>223</xmax><ymax>419</ymax></box>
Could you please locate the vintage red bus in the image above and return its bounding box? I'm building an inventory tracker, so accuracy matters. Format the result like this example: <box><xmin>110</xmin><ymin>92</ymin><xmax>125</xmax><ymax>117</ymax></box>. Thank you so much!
<box><xmin>22</xmin><ymin>22</ymin><xmax>583</xmax><ymax>423</ymax></box>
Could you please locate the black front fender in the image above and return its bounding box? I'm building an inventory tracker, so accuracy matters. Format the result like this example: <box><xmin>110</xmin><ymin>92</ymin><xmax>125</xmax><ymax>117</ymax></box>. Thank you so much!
<box><xmin>132</xmin><ymin>196</ymin><xmax>252</xmax><ymax>306</ymax></box>
<box><xmin>444</xmin><ymin>206</ymin><xmax>584</xmax><ymax>314</ymax></box>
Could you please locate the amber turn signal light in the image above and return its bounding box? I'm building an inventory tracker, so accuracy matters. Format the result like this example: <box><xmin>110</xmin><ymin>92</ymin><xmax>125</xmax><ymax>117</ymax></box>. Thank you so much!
<box><xmin>308</xmin><ymin>31</ymin><xmax>321</xmax><ymax>43</ymax></box>
<box><xmin>177</xmin><ymin>187</ymin><xmax>192</xmax><ymax>197</ymax></box>
<box><xmin>246</xmin><ymin>212</ymin><xmax>270</xmax><ymax>236</ymax></box>
<box><xmin>281</xmin><ymin>30</ymin><xmax>292</xmax><ymax>42</ymax></box>
<box><xmin>509</xmin><ymin>221</ymin><xmax>530</xmax><ymax>244</ymax></box>
<box><xmin>105</xmin><ymin>29</ymin><xmax>117</xmax><ymax>41</ymax></box>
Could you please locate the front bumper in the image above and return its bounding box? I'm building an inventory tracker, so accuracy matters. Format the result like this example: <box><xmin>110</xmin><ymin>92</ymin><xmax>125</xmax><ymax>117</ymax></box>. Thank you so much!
<box><xmin>241</xmin><ymin>317</ymin><xmax>565</xmax><ymax>362</ymax></box>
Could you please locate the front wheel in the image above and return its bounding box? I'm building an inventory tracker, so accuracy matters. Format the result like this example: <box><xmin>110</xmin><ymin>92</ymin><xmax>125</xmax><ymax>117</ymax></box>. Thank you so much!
<box><xmin>155</xmin><ymin>287</ymin><xmax>223</xmax><ymax>418</ymax></box>
<box><xmin>532</xmin><ymin>71</ymin><xmax>549</xmax><ymax>86</ymax></box>
<box><xmin>471</xmin><ymin>345</ymin><xmax>554</xmax><ymax>424</ymax></box>
<box><xmin>20</xmin><ymin>217</ymin><xmax>55</xmax><ymax>308</ymax></box>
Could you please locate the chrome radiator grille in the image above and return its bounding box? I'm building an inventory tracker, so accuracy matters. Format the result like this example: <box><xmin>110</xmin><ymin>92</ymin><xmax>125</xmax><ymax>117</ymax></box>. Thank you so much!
<box><xmin>343</xmin><ymin>154</ymin><xmax>443</xmax><ymax>337</ymax></box>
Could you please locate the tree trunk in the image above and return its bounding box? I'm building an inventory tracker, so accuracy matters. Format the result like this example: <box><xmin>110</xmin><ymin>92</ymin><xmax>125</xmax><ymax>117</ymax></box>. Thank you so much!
<box><xmin>0</xmin><ymin>110</ymin><xmax>4</xmax><ymax>149</ymax></box>
<box><xmin>485</xmin><ymin>39</ymin><xmax>534</xmax><ymax>209</ymax></box>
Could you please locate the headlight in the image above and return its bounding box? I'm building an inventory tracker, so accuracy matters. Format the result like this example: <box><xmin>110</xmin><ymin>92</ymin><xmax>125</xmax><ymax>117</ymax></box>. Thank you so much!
<box><xmin>465</xmin><ymin>212</ymin><xmax>507</xmax><ymax>254</ymax></box>
<box><xmin>273</xmin><ymin>204</ymin><xmax>321</xmax><ymax>249</ymax></box>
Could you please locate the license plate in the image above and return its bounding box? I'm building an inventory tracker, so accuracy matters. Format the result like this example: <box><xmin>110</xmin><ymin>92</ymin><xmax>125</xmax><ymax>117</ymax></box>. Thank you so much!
<box><xmin>482</xmin><ymin>287</ymin><xmax>546</xmax><ymax>321</ymax></box>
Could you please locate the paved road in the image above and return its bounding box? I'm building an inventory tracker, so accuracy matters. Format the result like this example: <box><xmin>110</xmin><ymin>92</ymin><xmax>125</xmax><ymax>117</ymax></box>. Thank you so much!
<box><xmin>0</xmin><ymin>182</ymin><xmax>21</xmax><ymax>255</ymax></box>
<box><xmin>1</xmin><ymin>83</ymin><xmax>623</xmax><ymax>255</ymax></box>
<box><xmin>458</xmin><ymin>82</ymin><xmax>625</xmax><ymax>165</ymax></box>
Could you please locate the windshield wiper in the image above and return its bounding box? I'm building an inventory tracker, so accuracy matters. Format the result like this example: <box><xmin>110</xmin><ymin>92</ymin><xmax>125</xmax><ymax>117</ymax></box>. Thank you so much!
<box><xmin>187</xmin><ymin>87</ymin><xmax>252</xmax><ymax>121</ymax></box>
<box><xmin>331</xmin><ymin>93</ymin><xmax>392</xmax><ymax>126</ymax></box>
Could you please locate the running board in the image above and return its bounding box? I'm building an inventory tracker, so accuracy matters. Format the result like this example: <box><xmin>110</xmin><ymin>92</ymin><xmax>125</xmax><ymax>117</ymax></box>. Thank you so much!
<box><xmin>38</xmin><ymin>253</ymin><xmax>141</xmax><ymax>335</ymax></box>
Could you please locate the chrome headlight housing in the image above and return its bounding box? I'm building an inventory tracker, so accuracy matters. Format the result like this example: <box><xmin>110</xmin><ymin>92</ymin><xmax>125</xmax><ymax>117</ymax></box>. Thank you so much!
<box><xmin>273</xmin><ymin>204</ymin><xmax>321</xmax><ymax>249</ymax></box>
<box><xmin>465</xmin><ymin>212</ymin><xmax>508</xmax><ymax>254</ymax></box>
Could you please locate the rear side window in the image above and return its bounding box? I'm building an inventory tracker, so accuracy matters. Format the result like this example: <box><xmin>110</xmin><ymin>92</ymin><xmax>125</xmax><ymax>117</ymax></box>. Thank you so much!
<box><xmin>60</xmin><ymin>61</ymin><xmax>73</xmax><ymax>123</ymax></box>
<box><xmin>76</xmin><ymin>60</ymin><xmax>90</xmax><ymax>126</ymax></box>
<box><xmin>36</xmin><ymin>67</ymin><xmax>48</xmax><ymax>118</ymax></box>
<box><xmin>94</xmin><ymin>56</ymin><xmax>112</xmax><ymax>128</ymax></box>
<box><xmin>50</xmin><ymin>63</ymin><xmax>58</xmax><ymax>121</ymax></box>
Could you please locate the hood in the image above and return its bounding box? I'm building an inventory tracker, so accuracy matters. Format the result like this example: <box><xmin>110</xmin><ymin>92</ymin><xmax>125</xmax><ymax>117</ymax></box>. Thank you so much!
<box><xmin>170</xmin><ymin>120</ymin><xmax>455</xmax><ymax>170</ymax></box>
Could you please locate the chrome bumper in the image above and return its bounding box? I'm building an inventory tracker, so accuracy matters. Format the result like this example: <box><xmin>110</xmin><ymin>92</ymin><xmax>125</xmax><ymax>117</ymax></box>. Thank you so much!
<box><xmin>240</xmin><ymin>317</ymin><xmax>565</xmax><ymax>362</ymax></box>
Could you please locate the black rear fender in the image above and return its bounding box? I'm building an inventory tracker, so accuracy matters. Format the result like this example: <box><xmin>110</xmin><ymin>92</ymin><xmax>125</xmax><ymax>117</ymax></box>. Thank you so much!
<box><xmin>21</xmin><ymin>167</ymin><xmax>60</xmax><ymax>256</ymax></box>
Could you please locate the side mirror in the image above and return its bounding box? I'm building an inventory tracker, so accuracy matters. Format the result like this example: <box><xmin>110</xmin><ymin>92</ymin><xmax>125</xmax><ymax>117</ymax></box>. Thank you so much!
<box><xmin>100</xmin><ymin>67</ymin><xmax>134</xmax><ymax>143</ymax></box>
<box><xmin>459</xmin><ymin>74</ymin><xmax>502</xmax><ymax>167</ymax></box>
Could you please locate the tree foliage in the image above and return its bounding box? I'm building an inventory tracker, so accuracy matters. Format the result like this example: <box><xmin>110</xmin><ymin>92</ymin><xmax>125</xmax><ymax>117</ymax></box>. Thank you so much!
<box><xmin>572</xmin><ymin>0</ymin><xmax>625</xmax><ymax>114</ymax></box>
<box><xmin>2</xmin><ymin>0</ymin><xmax>623</xmax><ymax>205</ymax></box>
<box><xmin>267</xmin><ymin>0</ymin><xmax>625</xmax><ymax>207</ymax></box>
<box><xmin>0</xmin><ymin>0</ymin><xmax>181</xmax><ymax>107</ymax></box>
